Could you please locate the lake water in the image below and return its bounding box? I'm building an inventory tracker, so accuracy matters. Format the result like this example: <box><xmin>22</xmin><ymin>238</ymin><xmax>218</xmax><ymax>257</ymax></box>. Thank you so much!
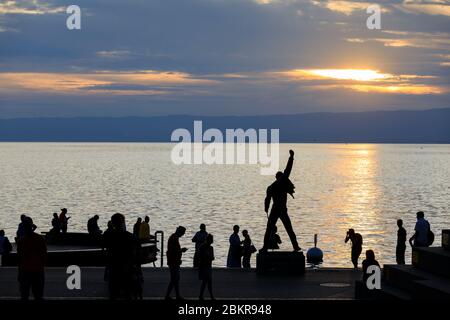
<box><xmin>0</xmin><ymin>143</ymin><xmax>449</xmax><ymax>267</ymax></box>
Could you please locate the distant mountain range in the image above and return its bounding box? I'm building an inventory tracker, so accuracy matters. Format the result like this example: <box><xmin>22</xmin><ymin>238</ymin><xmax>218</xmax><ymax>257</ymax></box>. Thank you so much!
<box><xmin>0</xmin><ymin>108</ymin><xmax>449</xmax><ymax>143</ymax></box>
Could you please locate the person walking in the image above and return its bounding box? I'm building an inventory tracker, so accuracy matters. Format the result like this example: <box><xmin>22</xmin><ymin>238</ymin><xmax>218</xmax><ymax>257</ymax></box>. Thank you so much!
<box><xmin>198</xmin><ymin>234</ymin><xmax>215</xmax><ymax>300</ymax></box>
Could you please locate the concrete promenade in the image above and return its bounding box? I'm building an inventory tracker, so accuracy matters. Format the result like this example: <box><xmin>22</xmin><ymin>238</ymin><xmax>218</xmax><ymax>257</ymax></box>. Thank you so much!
<box><xmin>0</xmin><ymin>267</ymin><xmax>361</xmax><ymax>300</ymax></box>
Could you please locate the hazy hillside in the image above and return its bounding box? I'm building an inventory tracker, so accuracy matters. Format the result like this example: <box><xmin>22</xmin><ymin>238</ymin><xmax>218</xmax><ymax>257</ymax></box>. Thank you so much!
<box><xmin>0</xmin><ymin>108</ymin><xmax>449</xmax><ymax>143</ymax></box>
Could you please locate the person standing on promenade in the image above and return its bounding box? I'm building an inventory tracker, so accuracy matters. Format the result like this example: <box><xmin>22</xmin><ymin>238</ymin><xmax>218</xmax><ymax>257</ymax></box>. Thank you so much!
<box><xmin>192</xmin><ymin>223</ymin><xmax>208</xmax><ymax>267</ymax></box>
<box><xmin>241</xmin><ymin>229</ymin><xmax>255</xmax><ymax>269</ymax></box>
<box><xmin>396</xmin><ymin>219</ymin><xmax>407</xmax><ymax>264</ymax></box>
<box><xmin>50</xmin><ymin>213</ymin><xmax>61</xmax><ymax>234</ymax></box>
<box><xmin>345</xmin><ymin>228</ymin><xmax>363</xmax><ymax>268</ymax></box>
<box><xmin>198</xmin><ymin>234</ymin><xmax>215</xmax><ymax>300</ymax></box>
<box><xmin>227</xmin><ymin>225</ymin><xmax>242</xmax><ymax>268</ymax></box>
<box><xmin>16</xmin><ymin>215</ymin><xmax>36</xmax><ymax>240</ymax></box>
<box><xmin>165</xmin><ymin>226</ymin><xmax>187</xmax><ymax>300</ymax></box>
<box><xmin>139</xmin><ymin>216</ymin><xmax>151</xmax><ymax>242</ymax></box>
<box><xmin>262</xmin><ymin>150</ymin><xmax>301</xmax><ymax>252</ymax></box>
<box><xmin>409</xmin><ymin>211</ymin><xmax>432</xmax><ymax>247</ymax></box>
<box><xmin>17</xmin><ymin>217</ymin><xmax>47</xmax><ymax>300</ymax></box>
<box><xmin>133</xmin><ymin>217</ymin><xmax>142</xmax><ymax>238</ymax></box>
<box><xmin>103</xmin><ymin>213</ymin><xmax>140</xmax><ymax>300</ymax></box>
<box><xmin>59</xmin><ymin>208</ymin><xmax>70</xmax><ymax>234</ymax></box>
<box><xmin>0</xmin><ymin>230</ymin><xmax>13</xmax><ymax>264</ymax></box>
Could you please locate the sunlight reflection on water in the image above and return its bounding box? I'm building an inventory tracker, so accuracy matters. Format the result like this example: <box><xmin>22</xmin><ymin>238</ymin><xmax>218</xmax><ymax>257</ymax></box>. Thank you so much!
<box><xmin>0</xmin><ymin>143</ymin><xmax>449</xmax><ymax>267</ymax></box>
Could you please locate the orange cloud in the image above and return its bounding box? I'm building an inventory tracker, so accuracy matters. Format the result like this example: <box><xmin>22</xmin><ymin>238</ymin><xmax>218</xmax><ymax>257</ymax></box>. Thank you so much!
<box><xmin>0</xmin><ymin>1</ymin><xmax>64</xmax><ymax>15</ymax></box>
<box><xmin>271</xmin><ymin>68</ymin><xmax>444</xmax><ymax>95</ymax></box>
<box><xmin>0</xmin><ymin>71</ymin><xmax>217</xmax><ymax>95</ymax></box>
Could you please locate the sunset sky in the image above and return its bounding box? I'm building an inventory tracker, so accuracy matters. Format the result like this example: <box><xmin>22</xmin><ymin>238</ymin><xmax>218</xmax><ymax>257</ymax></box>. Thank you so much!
<box><xmin>0</xmin><ymin>0</ymin><xmax>449</xmax><ymax>117</ymax></box>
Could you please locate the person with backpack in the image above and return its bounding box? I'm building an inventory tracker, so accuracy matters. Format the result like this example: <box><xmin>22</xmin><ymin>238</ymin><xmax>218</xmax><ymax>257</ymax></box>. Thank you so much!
<box><xmin>262</xmin><ymin>149</ymin><xmax>301</xmax><ymax>252</ymax></box>
<box><xmin>409</xmin><ymin>211</ymin><xmax>433</xmax><ymax>247</ymax></box>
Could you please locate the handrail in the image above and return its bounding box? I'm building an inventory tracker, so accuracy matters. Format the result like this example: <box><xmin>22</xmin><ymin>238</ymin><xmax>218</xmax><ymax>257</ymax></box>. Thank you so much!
<box><xmin>154</xmin><ymin>230</ymin><xmax>164</xmax><ymax>268</ymax></box>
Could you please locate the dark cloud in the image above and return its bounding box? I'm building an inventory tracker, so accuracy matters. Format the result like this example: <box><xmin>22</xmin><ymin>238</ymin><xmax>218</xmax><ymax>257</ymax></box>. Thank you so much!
<box><xmin>0</xmin><ymin>0</ymin><xmax>449</xmax><ymax>117</ymax></box>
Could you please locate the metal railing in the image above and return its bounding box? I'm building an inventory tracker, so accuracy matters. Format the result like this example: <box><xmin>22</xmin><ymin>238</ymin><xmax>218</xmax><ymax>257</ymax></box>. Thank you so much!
<box><xmin>154</xmin><ymin>230</ymin><xmax>164</xmax><ymax>268</ymax></box>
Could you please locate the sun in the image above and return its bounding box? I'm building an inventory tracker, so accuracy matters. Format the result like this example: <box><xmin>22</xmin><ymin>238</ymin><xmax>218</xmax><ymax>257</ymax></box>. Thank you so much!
<box><xmin>307</xmin><ymin>69</ymin><xmax>391</xmax><ymax>81</ymax></box>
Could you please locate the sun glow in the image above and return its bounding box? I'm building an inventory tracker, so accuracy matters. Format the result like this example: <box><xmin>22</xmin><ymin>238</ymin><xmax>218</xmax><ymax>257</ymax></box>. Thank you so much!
<box><xmin>305</xmin><ymin>69</ymin><xmax>391</xmax><ymax>81</ymax></box>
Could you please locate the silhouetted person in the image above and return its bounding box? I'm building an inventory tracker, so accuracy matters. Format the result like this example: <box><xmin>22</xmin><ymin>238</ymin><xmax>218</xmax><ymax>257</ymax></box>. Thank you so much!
<box><xmin>59</xmin><ymin>208</ymin><xmax>70</xmax><ymax>234</ymax></box>
<box><xmin>242</xmin><ymin>230</ymin><xmax>255</xmax><ymax>268</ymax></box>
<box><xmin>267</xmin><ymin>225</ymin><xmax>282</xmax><ymax>250</ymax></box>
<box><xmin>104</xmin><ymin>220</ymin><xmax>113</xmax><ymax>235</ymax></box>
<box><xmin>103</xmin><ymin>213</ymin><xmax>141</xmax><ymax>300</ymax></box>
<box><xmin>132</xmin><ymin>264</ymin><xmax>144</xmax><ymax>300</ymax></box>
<box><xmin>17</xmin><ymin>218</ymin><xmax>47</xmax><ymax>300</ymax></box>
<box><xmin>49</xmin><ymin>213</ymin><xmax>61</xmax><ymax>234</ymax></box>
<box><xmin>396</xmin><ymin>219</ymin><xmax>407</xmax><ymax>264</ymax></box>
<box><xmin>345</xmin><ymin>229</ymin><xmax>363</xmax><ymax>268</ymax></box>
<box><xmin>198</xmin><ymin>234</ymin><xmax>215</xmax><ymax>300</ymax></box>
<box><xmin>17</xmin><ymin>214</ymin><xmax>36</xmax><ymax>240</ymax></box>
<box><xmin>139</xmin><ymin>216</ymin><xmax>151</xmax><ymax>242</ymax></box>
<box><xmin>262</xmin><ymin>150</ymin><xmax>301</xmax><ymax>252</ymax></box>
<box><xmin>192</xmin><ymin>223</ymin><xmax>208</xmax><ymax>267</ymax></box>
<box><xmin>0</xmin><ymin>230</ymin><xmax>13</xmax><ymax>263</ymax></box>
<box><xmin>227</xmin><ymin>225</ymin><xmax>242</xmax><ymax>268</ymax></box>
<box><xmin>87</xmin><ymin>215</ymin><xmax>102</xmax><ymax>236</ymax></box>
<box><xmin>102</xmin><ymin>220</ymin><xmax>113</xmax><ymax>280</ymax></box>
<box><xmin>165</xmin><ymin>226</ymin><xmax>187</xmax><ymax>300</ymax></box>
<box><xmin>409</xmin><ymin>211</ymin><xmax>431</xmax><ymax>247</ymax></box>
<box><xmin>362</xmin><ymin>250</ymin><xmax>380</xmax><ymax>283</ymax></box>
<box><xmin>133</xmin><ymin>218</ymin><xmax>142</xmax><ymax>238</ymax></box>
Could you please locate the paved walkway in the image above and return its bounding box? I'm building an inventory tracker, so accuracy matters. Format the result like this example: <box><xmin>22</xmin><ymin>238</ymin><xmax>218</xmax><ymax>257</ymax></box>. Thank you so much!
<box><xmin>0</xmin><ymin>267</ymin><xmax>361</xmax><ymax>300</ymax></box>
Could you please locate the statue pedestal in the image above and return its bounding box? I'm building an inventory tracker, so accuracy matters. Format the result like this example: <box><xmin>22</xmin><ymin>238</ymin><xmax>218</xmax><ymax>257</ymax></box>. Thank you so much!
<box><xmin>256</xmin><ymin>250</ymin><xmax>305</xmax><ymax>275</ymax></box>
